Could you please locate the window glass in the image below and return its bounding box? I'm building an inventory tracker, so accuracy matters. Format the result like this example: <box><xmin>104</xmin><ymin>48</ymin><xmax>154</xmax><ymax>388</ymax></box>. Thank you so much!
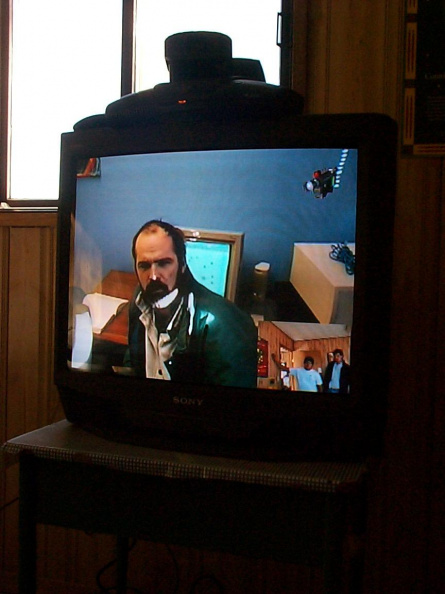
<box><xmin>8</xmin><ymin>0</ymin><xmax>282</xmax><ymax>202</ymax></box>
<box><xmin>134</xmin><ymin>0</ymin><xmax>282</xmax><ymax>91</ymax></box>
<box><xmin>10</xmin><ymin>0</ymin><xmax>122</xmax><ymax>200</ymax></box>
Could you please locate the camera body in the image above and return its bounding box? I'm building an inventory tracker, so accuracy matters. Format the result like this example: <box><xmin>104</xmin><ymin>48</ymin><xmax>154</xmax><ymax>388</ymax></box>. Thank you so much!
<box><xmin>75</xmin><ymin>31</ymin><xmax>304</xmax><ymax>130</ymax></box>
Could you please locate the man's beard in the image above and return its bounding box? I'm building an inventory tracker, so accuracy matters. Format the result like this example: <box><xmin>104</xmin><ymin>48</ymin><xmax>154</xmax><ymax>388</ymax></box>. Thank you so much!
<box><xmin>141</xmin><ymin>279</ymin><xmax>170</xmax><ymax>306</ymax></box>
<box><xmin>140</xmin><ymin>267</ymin><xmax>187</xmax><ymax>307</ymax></box>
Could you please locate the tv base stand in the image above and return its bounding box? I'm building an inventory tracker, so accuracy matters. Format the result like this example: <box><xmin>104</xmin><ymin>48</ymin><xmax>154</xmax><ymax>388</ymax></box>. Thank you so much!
<box><xmin>2</xmin><ymin>420</ymin><xmax>367</xmax><ymax>594</ymax></box>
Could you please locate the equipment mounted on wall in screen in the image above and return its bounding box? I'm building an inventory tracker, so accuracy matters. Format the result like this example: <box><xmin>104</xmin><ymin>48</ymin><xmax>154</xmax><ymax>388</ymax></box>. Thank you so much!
<box><xmin>303</xmin><ymin>149</ymin><xmax>349</xmax><ymax>199</ymax></box>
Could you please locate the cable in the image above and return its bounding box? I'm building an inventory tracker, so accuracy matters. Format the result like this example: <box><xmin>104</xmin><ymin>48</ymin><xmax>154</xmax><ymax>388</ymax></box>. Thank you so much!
<box><xmin>95</xmin><ymin>539</ymin><xmax>182</xmax><ymax>594</ymax></box>
<box><xmin>95</xmin><ymin>538</ymin><xmax>145</xmax><ymax>594</ymax></box>
<box><xmin>96</xmin><ymin>555</ymin><xmax>119</xmax><ymax>593</ymax></box>
<box><xmin>330</xmin><ymin>242</ymin><xmax>355</xmax><ymax>275</ymax></box>
<box><xmin>0</xmin><ymin>496</ymin><xmax>19</xmax><ymax>514</ymax></box>
<box><xmin>188</xmin><ymin>573</ymin><xmax>225</xmax><ymax>594</ymax></box>
<box><xmin>165</xmin><ymin>544</ymin><xmax>181</xmax><ymax>594</ymax></box>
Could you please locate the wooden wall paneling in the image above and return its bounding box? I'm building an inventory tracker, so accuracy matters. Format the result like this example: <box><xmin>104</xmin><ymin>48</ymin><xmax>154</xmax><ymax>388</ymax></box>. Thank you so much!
<box><xmin>0</xmin><ymin>222</ymin><xmax>15</xmax><ymax>585</ymax></box>
<box><xmin>7</xmin><ymin>226</ymin><xmax>42</xmax><ymax>435</ymax></box>
<box><xmin>306</xmin><ymin>0</ymin><xmax>405</xmax><ymax>117</ymax></box>
<box><xmin>258</xmin><ymin>321</ymin><xmax>294</xmax><ymax>384</ymax></box>
<box><xmin>370</xmin><ymin>156</ymin><xmax>443</xmax><ymax>594</ymax></box>
<box><xmin>326</xmin><ymin>2</ymin><xmax>389</xmax><ymax>113</ymax></box>
<box><xmin>38</xmin><ymin>526</ymin><xmax>75</xmax><ymax>587</ymax></box>
<box><xmin>429</xmin><ymin>161</ymin><xmax>445</xmax><ymax>593</ymax></box>
<box><xmin>389</xmin><ymin>157</ymin><xmax>443</xmax><ymax>392</ymax></box>
<box><xmin>7</xmin><ymin>223</ymin><xmax>59</xmax><ymax>439</ymax></box>
<box><xmin>292</xmin><ymin>336</ymin><xmax>351</xmax><ymax>369</ymax></box>
<box><xmin>303</xmin><ymin>2</ymin><xmax>444</xmax><ymax>592</ymax></box>
<box><xmin>368</xmin><ymin>157</ymin><xmax>444</xmax><ymax>594</ymax></box>
<box><xmin>1</xmin><ymin>464</ymin><xmax>19</xmax><ymax>586</ymax></box>
<box><xmin>0</xmin><ymin>225</ymin><xmax>9</xmax><ymax>445</ymax></box>
<box><xmin>8</xmin><ymin>527</ymin><xmax>118</xmax><ymax>594</ymax></box>
<box><xmin>381</xmin><ymin>0</ymin><xmax>406</xmax><ymax>118</ymax></box>
<box><xmin>36</xmin><ymin>528</ymin><xmax>115</xmax><ymax>592</ymax></box>
<box><xmin>0</xmin><ymin>213</ymin><xmax>63</xmax><ymax>589</ymax></box>
<box><xmin>305</xmin><ymin>0</ymin><xmax>331</xmax><ymax>113</ymax></box>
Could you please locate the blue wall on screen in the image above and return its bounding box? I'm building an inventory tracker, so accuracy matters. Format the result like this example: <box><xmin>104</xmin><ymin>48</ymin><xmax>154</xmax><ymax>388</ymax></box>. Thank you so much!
<box><xmin>75</xmin><ymin>148</ymin><xmax>357</xmax><ymax>290</ymax></box>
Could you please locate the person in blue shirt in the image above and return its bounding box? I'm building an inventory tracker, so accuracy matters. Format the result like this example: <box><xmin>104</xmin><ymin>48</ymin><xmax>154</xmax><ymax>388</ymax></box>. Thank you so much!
<box><xmin>323</xmin><ymin>348</ymin><xmax>351</xmax><ymax>394</ymax></box>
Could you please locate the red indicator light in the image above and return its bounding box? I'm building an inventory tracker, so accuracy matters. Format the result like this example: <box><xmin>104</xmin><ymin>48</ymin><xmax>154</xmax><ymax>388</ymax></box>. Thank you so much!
<box><xmin>178</xmin><ymin>99</ymin><xmax>187</xmax><ymax>104</ymax></box>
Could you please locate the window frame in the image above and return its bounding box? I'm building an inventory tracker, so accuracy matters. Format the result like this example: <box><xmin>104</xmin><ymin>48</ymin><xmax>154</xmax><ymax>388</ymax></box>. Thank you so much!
<box><xmin>0</xmin><ymin>0</ymin><xmax>294</xmax><ymax>210</ymax></box>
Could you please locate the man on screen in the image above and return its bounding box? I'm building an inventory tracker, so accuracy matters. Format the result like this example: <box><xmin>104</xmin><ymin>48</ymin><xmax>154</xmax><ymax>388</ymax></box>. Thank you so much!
<box><xmin>125</xmin><ymin>220</ymin><xmax>258</xmax><ymax>388</ymax></box>
<box><xmin>323</xmin><ymin>348</ymin><xmax>351</xmax><ymax>394</ymax></box>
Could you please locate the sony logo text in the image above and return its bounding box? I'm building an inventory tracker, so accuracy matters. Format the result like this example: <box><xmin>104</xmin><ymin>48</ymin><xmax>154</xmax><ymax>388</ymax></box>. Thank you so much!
<box><xmin>173</xmin><ymin>396</ymin><xmax>204</xmax><ymax>406</ymax></box>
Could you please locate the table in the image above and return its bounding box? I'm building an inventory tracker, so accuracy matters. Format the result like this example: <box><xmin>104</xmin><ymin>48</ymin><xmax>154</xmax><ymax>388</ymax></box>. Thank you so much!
<box><xmin>94</xmin><ymin>269</ymin><xmax>137</xmax><ymax>345</ymax></box>
<box><xmin>289</xmin><ymin>243</ymin><xmax>355</xmax><ymax>325</ymax></box>
<box><xmin>2</xmin><ymin>421</ymin><xmax>367</xmax><ymax>594</ymax></box>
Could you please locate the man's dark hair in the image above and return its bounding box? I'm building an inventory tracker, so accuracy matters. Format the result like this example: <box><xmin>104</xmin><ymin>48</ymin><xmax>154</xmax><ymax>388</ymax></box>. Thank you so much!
<box><xmin>304</xmin><ymin>356</ymin><xmax>314</xmax><ymax>365</ymax></box>
<box><xmin>132</xmin><ymin>220</ymin><xmax>187</xmax><ymax>267</ymax></box>
<box><xmin>333</xmin><ymin>348</ymin><xmax>344</xmax><ymax>357</ymax></box>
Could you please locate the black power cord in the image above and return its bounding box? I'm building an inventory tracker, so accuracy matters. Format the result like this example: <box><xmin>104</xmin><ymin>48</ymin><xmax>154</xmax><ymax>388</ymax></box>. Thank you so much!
<box><xmin>0</xmin><ymin>497</ymin><xmax>19</xmax><ymax>514</ymax></box>
<box><xmin>96</xmin><ymin>538</ymin><xmax>145</xmax><ymax>594</ymax></box>
<box><xmin>188</xmin><ymin>573</ymin><xmax>225</xmax><ymax>594</ymax></box>
<box><xmin>95</xmin><ymin>540</ymin><xmax>181</xmax><ymax>594</ymax></box>
<box><xmin>330</xmin><ymin>242</ymin><xmax>355</xmax><ymax>275</ymax></box>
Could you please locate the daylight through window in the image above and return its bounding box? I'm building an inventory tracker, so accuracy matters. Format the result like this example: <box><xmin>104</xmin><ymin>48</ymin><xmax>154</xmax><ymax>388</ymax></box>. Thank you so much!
<box><xmin>5</xmin><ymin>0</ymin><xmax>285</xmax><ymax>203</ymax></box>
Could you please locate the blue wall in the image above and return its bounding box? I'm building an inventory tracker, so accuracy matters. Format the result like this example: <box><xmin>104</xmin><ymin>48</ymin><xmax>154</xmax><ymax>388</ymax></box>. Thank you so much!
<box><xmin>74</xmin><ymin>148</ymin><xmax>357</xmax><ymax>290</ymax></box>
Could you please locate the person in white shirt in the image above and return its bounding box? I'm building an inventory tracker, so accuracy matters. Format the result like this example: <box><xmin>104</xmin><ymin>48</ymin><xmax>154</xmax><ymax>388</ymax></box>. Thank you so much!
<box><xmin>289</xmin><ymin>356</ymin><xmax>323</xmax><ymax>392</ymax></box>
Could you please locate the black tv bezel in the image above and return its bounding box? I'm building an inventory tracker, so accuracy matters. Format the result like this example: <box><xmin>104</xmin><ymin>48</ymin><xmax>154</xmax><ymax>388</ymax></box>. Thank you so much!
<box><xmin>55</xmin><ymin>112</ymin><xmax>397</xmax><ymax>461</ymax></box>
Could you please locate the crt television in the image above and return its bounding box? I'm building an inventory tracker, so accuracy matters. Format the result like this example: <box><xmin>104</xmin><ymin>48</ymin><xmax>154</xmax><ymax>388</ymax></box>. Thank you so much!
<box><xmin>55</xmin><ymin>35</ymin><xmax>397</xmax><ymax>461</ymax></box>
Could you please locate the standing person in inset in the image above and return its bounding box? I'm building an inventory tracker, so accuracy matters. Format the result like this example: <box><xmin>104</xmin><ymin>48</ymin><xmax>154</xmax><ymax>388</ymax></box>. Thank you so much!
<box><xmin>323</xmin><ymin>348</ymin><xmax>351</xmax><ymax>394</ymax></box>
<box><xmin>289</xmin><ymin>356</ymin><xmax>323</xmax><ymax>392</ymax></box>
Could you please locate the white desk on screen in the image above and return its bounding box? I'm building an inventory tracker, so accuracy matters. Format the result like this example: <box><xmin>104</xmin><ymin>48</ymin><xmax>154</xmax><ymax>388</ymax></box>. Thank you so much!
<box><xmin>290</xmin><ymin>243</ymin><xmax>355</xmax><ymax>325</ymax></box>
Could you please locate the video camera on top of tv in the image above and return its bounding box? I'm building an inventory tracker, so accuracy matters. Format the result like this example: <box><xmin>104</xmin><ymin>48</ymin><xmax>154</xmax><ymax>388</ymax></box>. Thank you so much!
<box><xmin>75</xmin><ymin>31</ymin><xmax>304</xmax><ymax>130</ymax></box>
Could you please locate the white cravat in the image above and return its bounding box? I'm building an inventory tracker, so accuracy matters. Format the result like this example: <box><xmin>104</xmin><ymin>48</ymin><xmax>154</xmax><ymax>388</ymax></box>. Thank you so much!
<box><xmin>136</xmin><ymin>290</ymin><xmax>195</xmax><ymax>380</ymax></box>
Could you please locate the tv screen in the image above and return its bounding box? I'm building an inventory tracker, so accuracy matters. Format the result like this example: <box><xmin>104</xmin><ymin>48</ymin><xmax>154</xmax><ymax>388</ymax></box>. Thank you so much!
<box><xmin>55</xmin><ymin>109</ymin><xmax>396</xmax><ymax>461</ymax></box>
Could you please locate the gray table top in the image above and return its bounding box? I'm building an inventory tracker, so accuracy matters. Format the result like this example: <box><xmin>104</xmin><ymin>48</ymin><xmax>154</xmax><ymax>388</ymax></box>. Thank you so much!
<box><xmin>2</xmin><ymin>420</ymin><xmax>366</xmax><ymax>493</ymax></box>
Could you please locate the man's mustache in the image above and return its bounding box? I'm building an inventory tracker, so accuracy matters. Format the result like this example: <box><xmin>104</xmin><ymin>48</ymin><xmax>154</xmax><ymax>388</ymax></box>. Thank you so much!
<box><xmin>141</xmin><ymin>279</ymin><xmax>169</xmax><ymax>305</ymax></box>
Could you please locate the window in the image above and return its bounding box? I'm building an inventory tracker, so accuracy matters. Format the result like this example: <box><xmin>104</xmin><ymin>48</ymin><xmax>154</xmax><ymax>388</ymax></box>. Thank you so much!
<box><xmin>134</xmin><ymin>0</ymin><xmax>282</xmax><ymax>91</ymax></box>
<box><xmin>0</xmin><ymin>0</ymin><xmax>292</xmax><ymax>207</ymax></box>
<box><xmin>8</xmin><ymin>0</ymin><xmax>122</xmax><ymax>202</ymax></box>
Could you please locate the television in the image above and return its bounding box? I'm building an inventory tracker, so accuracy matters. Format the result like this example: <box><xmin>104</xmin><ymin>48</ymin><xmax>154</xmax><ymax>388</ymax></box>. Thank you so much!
<box><xmin>55</xmin><ymin>33</ymin><xmax>397</xmax><ymax>461</ymax></box>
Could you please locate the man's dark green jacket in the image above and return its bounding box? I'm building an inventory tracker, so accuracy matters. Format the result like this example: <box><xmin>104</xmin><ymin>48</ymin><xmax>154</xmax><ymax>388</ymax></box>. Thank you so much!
<box><xmin>127</xmin><ymin>270</ymin><xmax>258</xmax><ymax>388</ymax></box>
